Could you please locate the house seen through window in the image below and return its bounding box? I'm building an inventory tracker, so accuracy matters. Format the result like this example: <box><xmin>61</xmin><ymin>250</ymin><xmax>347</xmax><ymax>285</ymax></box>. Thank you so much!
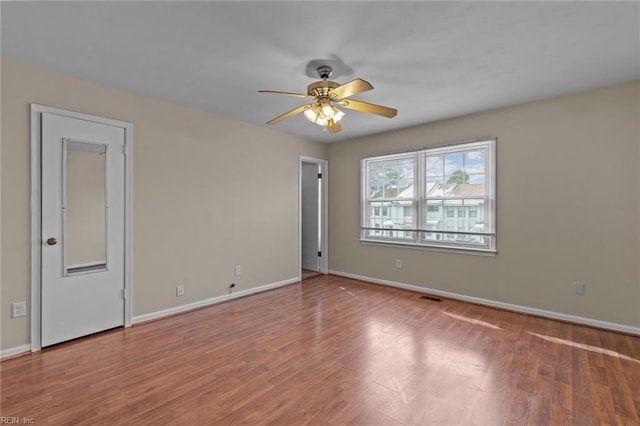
<box><xmin>361</xmin><ymin>139</ymin><xmax>496</xmax><ymax>253</ymax></box>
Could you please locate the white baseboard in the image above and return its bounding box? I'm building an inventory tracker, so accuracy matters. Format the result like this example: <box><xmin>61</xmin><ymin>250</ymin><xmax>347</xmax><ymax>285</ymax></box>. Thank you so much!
<box><xmin>329</xmin><ymin>270</ymin><xmax>640</xmax><ymax>336</ymax></box>
<box><xmin>132</xmin><ymin>277</ymin><xmax>299</xmax><ymax>325</ymax></box>
<box><xmin>2</xmin><ymin>278</ymin><xmax>299</xmax><ymax>357</ymax></box>
<box><xmin>5</xmin><ymin>272</ymin><xmax>635</xmax><ymax>358</ymax></box>
<box><xmin>0</xmin><ymin>344</ymin><xmax>31</xmax><ymax>359</ymax></box>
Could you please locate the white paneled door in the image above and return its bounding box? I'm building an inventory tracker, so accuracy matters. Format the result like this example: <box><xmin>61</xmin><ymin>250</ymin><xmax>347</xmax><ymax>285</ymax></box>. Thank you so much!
<box><xmin>41</xmin><ymin>112</ymin><xmax>126</xmax><ymax>347</ymax></box>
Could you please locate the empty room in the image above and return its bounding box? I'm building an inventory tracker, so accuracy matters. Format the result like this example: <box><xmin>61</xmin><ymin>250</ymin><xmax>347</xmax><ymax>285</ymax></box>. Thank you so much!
<box><xmin>1</xmin><ymin>1</ymin><xmax>639</xmax><ymax>424</ymax></box>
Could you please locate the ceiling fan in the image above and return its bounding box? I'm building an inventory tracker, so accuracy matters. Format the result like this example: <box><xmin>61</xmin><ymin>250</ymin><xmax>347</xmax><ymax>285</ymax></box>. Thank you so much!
<box><xmin>259</xmin><ymin>65</ymin><xmax>397</xmax><ymax>134</ymax></box>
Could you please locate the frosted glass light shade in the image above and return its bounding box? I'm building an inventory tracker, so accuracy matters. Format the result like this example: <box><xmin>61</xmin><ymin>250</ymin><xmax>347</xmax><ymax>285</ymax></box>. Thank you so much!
<box><xmin>304</xmin><ymin>105</ymin><xmax>345</xmax><ymax>126</ymax></box>
<box><xmin>304</xmin><ymin>107</ymin><xmax>328</xmax><ymax>126</ymax></box>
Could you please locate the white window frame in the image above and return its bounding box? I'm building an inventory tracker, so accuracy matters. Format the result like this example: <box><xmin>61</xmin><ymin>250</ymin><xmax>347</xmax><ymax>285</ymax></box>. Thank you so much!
<box><xmin>361</xmin><ymin>138</ymin><xmax>496</xmax><ymax>255</ymax></box>
<box><xmin>361</xmin><ymin>152</ymin><xmax>418</xmax><ymax>242</ymax></box>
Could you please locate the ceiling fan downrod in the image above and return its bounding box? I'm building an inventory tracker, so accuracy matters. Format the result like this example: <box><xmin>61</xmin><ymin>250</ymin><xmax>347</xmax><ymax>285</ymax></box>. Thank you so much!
<box><xmin>317</xmin><ymin>65</ymin><xmax>333</xmax><ymax>80</ymax></box>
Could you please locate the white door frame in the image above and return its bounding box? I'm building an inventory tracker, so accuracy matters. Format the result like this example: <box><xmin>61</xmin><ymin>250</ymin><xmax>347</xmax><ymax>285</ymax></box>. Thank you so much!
<box><xmin>299</xmin><ymin>156</ymin><xmax>328</xmax><ymax>278</ymax></box>
<box><xmin>30</xmin><ymin>104</ymin><xmax>133</xmax><ymax>352</ymax></box>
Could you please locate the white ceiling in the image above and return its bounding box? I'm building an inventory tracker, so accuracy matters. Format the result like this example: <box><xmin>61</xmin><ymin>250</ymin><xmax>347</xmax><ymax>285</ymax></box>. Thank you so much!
<box><xmin>2</xmin><ymin>1</ymin><xmax>638</xmax><ymax>143</ymax></box>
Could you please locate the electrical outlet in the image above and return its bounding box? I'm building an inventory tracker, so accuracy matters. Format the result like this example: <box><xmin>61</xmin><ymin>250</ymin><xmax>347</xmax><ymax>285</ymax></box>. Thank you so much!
<box><xmin>395</xmin><ymin>259</ymin><xmax>402</xmax><ymax>269</ymax></box>
<box><xmin>575</xmin><ymin>282</ymin><xmax>585</xmax><ymax>295</ymax></box>
<box><xmin>12</xmin><ymin>301</ymin><xmax>27</xmax><ymax>318</ymax></box>
<box><xmin>176</xmin><ymin>285</ymin><xmax>184</xmax><ymax>297</ymax></box>
<box><xmin>234</xmin><ymin>265</ymin><xmax>241</xmax><ymax>276</ymax></box>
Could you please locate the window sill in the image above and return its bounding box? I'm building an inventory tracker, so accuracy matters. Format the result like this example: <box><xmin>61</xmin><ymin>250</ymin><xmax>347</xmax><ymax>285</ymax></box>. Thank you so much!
<box><xmin>360</xmin><ymin>239</ymin><xmax>497</xmax><ymax>257</ymax></box>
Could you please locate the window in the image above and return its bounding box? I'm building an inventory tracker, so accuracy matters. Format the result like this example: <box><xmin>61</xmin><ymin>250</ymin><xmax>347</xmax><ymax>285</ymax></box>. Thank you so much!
<box><xmin>361</xmin><ymin>139</ymin><xmax>496</xmax><ymax>253</ymax></box>
<box><xmin>362</xmin><ymin>154</ymin><xmax>416</xmax><ymax>241</ymax></box>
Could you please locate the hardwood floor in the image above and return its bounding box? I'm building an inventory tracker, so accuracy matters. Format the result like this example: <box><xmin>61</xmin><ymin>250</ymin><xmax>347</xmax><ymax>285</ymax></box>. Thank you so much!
<box><xmin>2</xmin><ymin>274</ymin><xmax>639</xmax><ymax>425</ymax></box>
<box><xmin>302</xmin><ymin>268</ymin><xmax>321</xmax><ymax>280</ymax></box>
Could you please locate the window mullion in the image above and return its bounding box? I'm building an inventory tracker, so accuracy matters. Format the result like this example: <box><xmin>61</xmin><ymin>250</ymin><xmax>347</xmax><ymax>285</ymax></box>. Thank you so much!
<box><xmin>417</xmin><ymin>151</ymin><xmax>425</xmax><ymax>241</ymax></box>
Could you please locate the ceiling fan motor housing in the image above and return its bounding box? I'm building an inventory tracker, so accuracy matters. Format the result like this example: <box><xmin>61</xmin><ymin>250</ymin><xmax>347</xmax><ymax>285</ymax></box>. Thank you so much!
<box><xmin>307</xmin><ymin>80</ymin><xmax>340</xmax><ymax>99</ymax></box>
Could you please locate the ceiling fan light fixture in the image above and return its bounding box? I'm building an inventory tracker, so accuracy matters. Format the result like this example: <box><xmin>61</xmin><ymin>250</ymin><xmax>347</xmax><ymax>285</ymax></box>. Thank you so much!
<box><xmin>305</xmin><ymin>104</ymin><xmax>345</xmax><ymax>127</ymax></box>
<box><xmin>304</xmin><ymin>107</ymin><xmax>328</xmax><ymax>126</ymax></box>
<box><xmin>332</xmin><ymin>107</ymin><xmax>345</xmax><ymax>123</ymax></box>
<box><xmin>321</xmin><ymin>104</ymin><xmax>334</xmax><ymax>118</ymax></box>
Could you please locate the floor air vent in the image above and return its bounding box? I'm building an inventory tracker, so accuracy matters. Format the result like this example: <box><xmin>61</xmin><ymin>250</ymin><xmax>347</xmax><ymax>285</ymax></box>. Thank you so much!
<box><xmin>420</xmin><ymin>295</ymin><xmax>443</xmax><ymax>303</ymax></box>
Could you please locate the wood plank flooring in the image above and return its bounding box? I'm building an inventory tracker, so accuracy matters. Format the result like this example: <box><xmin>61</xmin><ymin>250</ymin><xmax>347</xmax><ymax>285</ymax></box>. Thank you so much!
<box><xmin>302</xmin><ymin>269</ymin><xmax>322</xmax><ymax>280</ymax></box>
<box><xmin>2</xmin><ymin>274</ymin><xmax>639</xmax><ymax>425</ymax></box>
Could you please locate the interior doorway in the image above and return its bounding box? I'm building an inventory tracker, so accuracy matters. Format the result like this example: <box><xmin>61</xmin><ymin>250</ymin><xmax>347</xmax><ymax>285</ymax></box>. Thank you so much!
<box><xmin>299</xmin><ymin>156</ymin><xmax>328</xmax><ymax>280</ymax></box>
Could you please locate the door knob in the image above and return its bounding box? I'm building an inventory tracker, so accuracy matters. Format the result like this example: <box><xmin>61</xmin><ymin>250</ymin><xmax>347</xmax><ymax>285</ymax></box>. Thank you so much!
<box><xmin>46</xmin><ymin>237</ymin><xmax>57</xmax><ymax>246</ymax></box>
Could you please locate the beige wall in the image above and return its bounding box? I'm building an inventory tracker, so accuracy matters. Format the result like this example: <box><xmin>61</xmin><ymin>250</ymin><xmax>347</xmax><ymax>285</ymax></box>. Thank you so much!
<box><xmin>1</xmin><ymin>61</ymin><xmax>328</xmax><ymax>350</ymax></box>
<box><xmin>2</xmin><ymin>60</ymin><xmax>637</xmax><ymax>351</ymax></box>
<box><xmin>328</xmin><ymin>81</ymin><xmax>640</xmax><ymax>328</ymax></box>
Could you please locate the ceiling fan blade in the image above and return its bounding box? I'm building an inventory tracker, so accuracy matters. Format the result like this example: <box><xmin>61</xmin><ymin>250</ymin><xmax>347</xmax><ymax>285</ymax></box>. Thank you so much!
<box><xmin>338</xmin><ymin>99</ymin><xmax>397</xmax><ymax>118</ymax></box>
<box><xmin>258</xmin><ymin>90</ymin><xmax>314</xmax><ymax>99</ymax></box>
<box><xmin>327</xmin><ymin>119</ymin><xmax>342</xmax><ymax>134</ymax></box>
<box><xmin>266</xmin><ymin>104</ymin><xmax>313</xmax><ymax>126</ymax></box>
<box><xmin>330</xmin><ymin>78</ymin><xmax>374</xmax><ymax>100</ymax></box>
